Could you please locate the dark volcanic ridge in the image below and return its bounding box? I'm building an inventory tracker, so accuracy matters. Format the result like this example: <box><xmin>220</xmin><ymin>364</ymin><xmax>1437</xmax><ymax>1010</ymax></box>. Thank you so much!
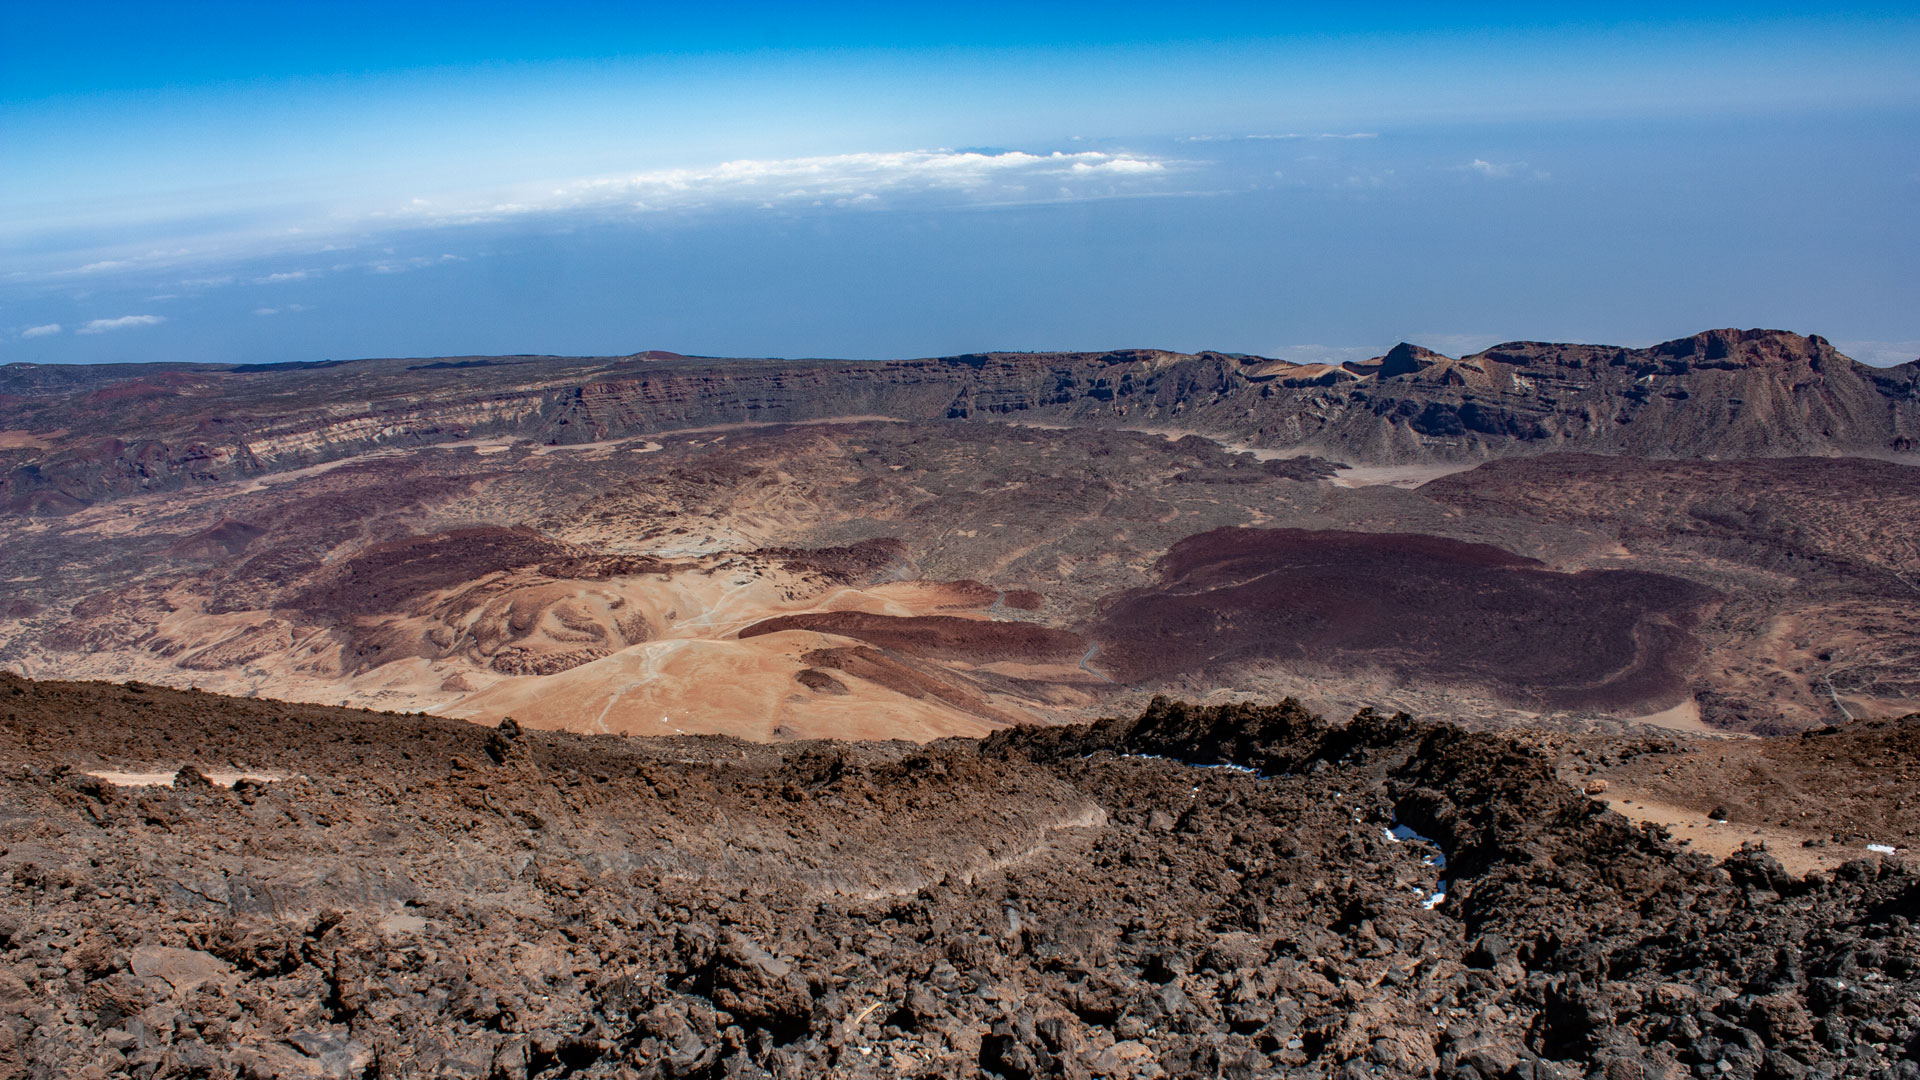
<box><xmin>4</xmin><ymin>327</ymin><xmax>1916</xmax><ymax>514</ymax></box>
<box><xmin>3</xmin><ymin>673</ymin><xmax>1918</xmax><ymax>1079</ymax></box>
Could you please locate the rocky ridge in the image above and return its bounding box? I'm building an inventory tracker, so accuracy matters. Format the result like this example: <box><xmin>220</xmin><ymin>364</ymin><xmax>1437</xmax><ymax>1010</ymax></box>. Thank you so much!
<box><xmin>4</xmin><ymin>329</ymin><xmax>1915</xmax><ymax>514</ymax></box>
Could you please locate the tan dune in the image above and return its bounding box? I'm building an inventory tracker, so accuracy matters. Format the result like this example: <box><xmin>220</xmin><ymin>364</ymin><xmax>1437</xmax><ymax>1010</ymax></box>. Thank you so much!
<box><xmin>438</xmin><ymin>630</ymin><xmax>1009</xmax><ymax>742</ymax></box>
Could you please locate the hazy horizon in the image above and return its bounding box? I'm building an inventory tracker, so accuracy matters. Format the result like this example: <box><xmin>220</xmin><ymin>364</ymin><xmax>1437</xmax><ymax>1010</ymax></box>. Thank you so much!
<box><xmin>5</xmin><ymin>3</ymin><xmax>1918</xmax><ymax>367</ymax></box>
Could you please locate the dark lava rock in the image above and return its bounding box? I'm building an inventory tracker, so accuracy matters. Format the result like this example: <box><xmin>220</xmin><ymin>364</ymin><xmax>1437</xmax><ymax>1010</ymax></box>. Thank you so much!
<box><xmin>0</xmin><ymin>676</ymin><xmax>1916</xmax><ymax>1077</ymax></box>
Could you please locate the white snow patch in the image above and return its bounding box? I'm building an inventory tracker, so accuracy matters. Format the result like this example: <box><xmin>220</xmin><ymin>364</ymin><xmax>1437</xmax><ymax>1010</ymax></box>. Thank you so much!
<box><xmin>1386</xmin><ymin>824</ymin><xmax>1449</xmax><ymax>870</ymax></box>
<box><xmin>1387</xmin><ymin>823</ymin><xmax>1451</xmax><ymax>908</ymax></box>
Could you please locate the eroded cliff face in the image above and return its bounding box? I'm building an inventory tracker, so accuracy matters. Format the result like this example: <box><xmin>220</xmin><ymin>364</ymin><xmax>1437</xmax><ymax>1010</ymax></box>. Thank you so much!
<box><xmin>3</xmin><ymin>330</ymin><xmax>1916</xmax><ymax>513</ymax></box>
<box><xmin>1197</xmin><ymin>329</ymin><xmax>1920</xmax><ymax>464</ymax></box>
<box><xmin>0</xmin><ymin>351</ymin><xmax>1200</xmax><ymax>513</ymax></box>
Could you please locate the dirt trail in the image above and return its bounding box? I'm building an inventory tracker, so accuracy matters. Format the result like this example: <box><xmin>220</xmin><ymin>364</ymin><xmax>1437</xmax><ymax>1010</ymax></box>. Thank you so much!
<box><xmin>1625</xmin><ymin>698</ymin><xmax>1748</xmax><ymax>737</ymax></box>
<box><xmin>85</xmin><ymin>769</ymin><xmax>286</xmax><ymax>788</ymax></box>
<box><xmin>1598</xmin><ymin>793</ymin><xmax>1852</xmax><ymax>876</ymax></box>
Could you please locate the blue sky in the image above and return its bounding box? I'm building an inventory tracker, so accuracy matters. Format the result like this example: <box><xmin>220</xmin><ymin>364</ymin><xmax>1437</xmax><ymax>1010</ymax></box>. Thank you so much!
<box><xmin>4</xmin><ymin>3</ymin><xmax>1918</xmax><ymax>365</ymax></box>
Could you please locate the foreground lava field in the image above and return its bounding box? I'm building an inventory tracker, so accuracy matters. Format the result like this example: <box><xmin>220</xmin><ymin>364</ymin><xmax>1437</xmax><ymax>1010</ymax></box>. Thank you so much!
<box><xmin>2</xmin><ymin>674</ymin><xmax>1918</xmax><ymax>1079</ymax></box>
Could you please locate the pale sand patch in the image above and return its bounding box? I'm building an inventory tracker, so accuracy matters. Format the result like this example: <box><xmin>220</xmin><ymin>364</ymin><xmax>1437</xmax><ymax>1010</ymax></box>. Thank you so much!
<box><xmin>527</xmin><ymin>437</ymin><xmax>641</xmax><ymax>456</ymax></box>
<box><xmin>1003</xmin><ymin>421</ymin><xmax>1304</xmax><ymax>462</ymax></box>
<box><xmin>1331</xmin><ymin>462</ymin><xmax>1481</xmax><ymax>489</ymax></box>
<box><xmin>87</xmin><ymin>769</ymin><xmax>286</xmax><ymax>788</ymax></box>
<box><xmin>1600</xmin><ymin>793</ymin><xmax>1885</xmax><ymax>877</ymax></box>
<box><xmin>233</xmin><ymin>449</ymin><xmax>403</xmax><ymax>492</ymax></box>
<box><xmin>1626</xmin><ymin>698</ymin><xmax>1754</xmax><ymax>738</ymax></box>
<box><xmin>1000</xmin><ymin>420</ymin><xmax>1486</xmax><ymax>484</ymax></box>
<box><xmin>9</xmin><ymin>557</ymin><xmax>1034</xmax><ymax>723</ymax></box>
<box><xmin>86</xmin><ymin>771</ymin><xmax>178</xmax><ymax>787</ymax></box>
<box><xmin>864</xmin><ymin>580</ymin><xmax>998</xmax><ymax>613</ymax></box>
<box><xmin>0</xmin><ymin>428</ymin><xmax>65</xmax><ymax>450</ymax></box>
<box><xmin>438</xmin><ymin>631</ymin><xmax>1011</xmax><ymax>742</ymax></box>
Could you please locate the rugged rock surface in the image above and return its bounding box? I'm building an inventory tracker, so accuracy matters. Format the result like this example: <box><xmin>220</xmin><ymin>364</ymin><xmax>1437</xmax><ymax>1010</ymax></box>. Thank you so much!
<box><xmin>1088</xmin><ymin>528</ymin><xmax>1715</xmax><ymax>712</ymax></box>
<box><xmin>3</xmin><ymin>674</ymin><xmax>1916</xmax><ymax>1078</ymax></box>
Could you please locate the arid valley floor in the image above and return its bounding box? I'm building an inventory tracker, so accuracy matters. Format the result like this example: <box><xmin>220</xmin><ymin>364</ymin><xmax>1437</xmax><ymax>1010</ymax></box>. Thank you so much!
<box><xmin>2</xmin><ymin>328</ymin><xmax>1918</xmax><ymax>1078</ymax></box>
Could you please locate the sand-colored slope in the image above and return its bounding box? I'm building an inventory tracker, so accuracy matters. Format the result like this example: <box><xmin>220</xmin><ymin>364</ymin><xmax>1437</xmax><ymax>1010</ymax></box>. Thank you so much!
<box><xmin>9</xmin><ymin>540</ymin><xmax>1043</xmax><ymax>739</ymax></box>
<box><xmin>437</xmin><ymin>630</ymin><xmax>1010</xmax><ymax>741</ymax></box>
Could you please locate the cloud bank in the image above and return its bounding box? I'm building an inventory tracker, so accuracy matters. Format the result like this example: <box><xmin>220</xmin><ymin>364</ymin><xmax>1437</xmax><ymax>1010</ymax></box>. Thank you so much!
<box><xmin>21</xmin><ymin>323</ymin><xmax>62</xmax><ymax>338</ymax></box>
<box><xmin>9</xmin><ymin>148</ymin><xmax>1184</xmax><ymax>291</ymax></box>
<box><xmin>395</xmin><ymin>149</ymin><xmax>1179</xmax><ymax>226</ymax></box>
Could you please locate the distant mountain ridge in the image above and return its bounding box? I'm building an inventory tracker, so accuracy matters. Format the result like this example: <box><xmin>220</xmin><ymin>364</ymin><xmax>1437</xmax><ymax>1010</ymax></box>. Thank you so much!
<box><xmin>3</xmin><ymin>328</ymin><xmax>1915</xmax><ymax>513</ymax></box>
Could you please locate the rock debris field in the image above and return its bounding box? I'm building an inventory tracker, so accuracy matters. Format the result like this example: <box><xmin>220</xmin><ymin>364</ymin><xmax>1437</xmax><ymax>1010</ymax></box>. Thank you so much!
<box><xmin>2</xmin><ymin>672</ymin><xmax>1917</xmax><ymax>1079</ymax></box>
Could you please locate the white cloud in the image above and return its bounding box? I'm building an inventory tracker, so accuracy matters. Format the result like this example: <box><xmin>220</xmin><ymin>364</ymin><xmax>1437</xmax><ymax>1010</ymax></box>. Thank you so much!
<box><xmin>1071</xmin><ymin>158</ymin><xmax>1163</xmax><ymax>175</ymax></box>
<box><xmin>253</xmin><ymin>304</ymin><xmax>310</xmax><ymax>316</ymax></box>
<box><xmin>1465</xmin><ymin>159</ymin><xmax>1550</xmax><ymax>181</ymax></box>
<box><xmin>21</xmin><ymin>323</ymin><xmax>61</xmax><ymax>338</ymax></box>
<box><xmin>384</xmin><ymin>149</ymin><xmax>1180</xmax><ymax>226</ymax></box>
<box><xmin>10</xmin><ymin>148</ymin><xmax>1185</xmax><ymax>290</ymax></box>
<box><xmin>76</xmin><ymin>314</ymin><xmax>166</xmax><ymax>335</ymax></box>
<box><xmin>1183</xmin><ymin>133</ymin><xmax>1378</xmax><ymax>142</ymax></box>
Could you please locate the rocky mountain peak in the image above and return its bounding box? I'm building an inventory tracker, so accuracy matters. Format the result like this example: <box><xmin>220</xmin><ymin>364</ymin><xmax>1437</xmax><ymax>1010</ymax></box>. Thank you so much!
<box><xmin>1649</xmin><ymin>327</ymin><xmax>1841</xmax><ymax>369</ymax></box>
<box><xmin>1382</xmin><ymin>342</ymin><xmax>1451</xmax><ymax>377</ymax></box>
<box><xmin>1344</xmin><ymin>342</ymin><xmax>1453</xmax><ymax>379</ymax></box>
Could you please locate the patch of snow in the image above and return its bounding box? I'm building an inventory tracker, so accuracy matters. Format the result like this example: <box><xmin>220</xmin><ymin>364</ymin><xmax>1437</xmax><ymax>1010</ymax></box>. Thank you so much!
<box><xmin>1387</xmin><ymin>822</ymin><xmax>1452</xmax><ymax>908</ymax></box>
<box><xmin>1386</xmin><ymin>824</ymin><xmax>1449</xmax><ymax>870</ymax></box>
<box><xmin>1868</xmin><ymin>844</ymin><xmax>1897</xmax><ymax>854</ymax></box>
<box><xmin>1115</xmin><ymin>753</ymin><xmax>1265</xmax><ymax>778</ymax></box>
